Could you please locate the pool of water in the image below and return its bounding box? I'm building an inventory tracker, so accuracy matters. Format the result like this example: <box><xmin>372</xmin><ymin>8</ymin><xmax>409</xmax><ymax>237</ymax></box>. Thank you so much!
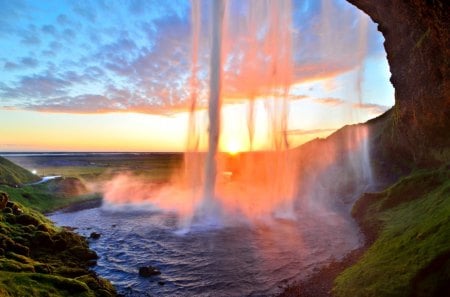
<box><xmin>48</xmin><ymin>204</ymin><xmax>361</xmax><ymax>297</ymax></box>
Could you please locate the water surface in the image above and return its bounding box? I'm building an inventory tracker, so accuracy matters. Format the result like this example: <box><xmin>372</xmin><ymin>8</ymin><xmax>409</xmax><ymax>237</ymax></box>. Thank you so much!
<box><xmin>49</xmin><ymin>205</ymin><xmax>361</xmax><ymax>296</ymax></box>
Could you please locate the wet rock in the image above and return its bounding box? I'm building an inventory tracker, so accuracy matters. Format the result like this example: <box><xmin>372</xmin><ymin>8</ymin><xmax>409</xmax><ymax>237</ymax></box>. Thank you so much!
<box><xmin>158</xmin><ymin>281</ymin><xmax>165</xmax><ymax>286</ymax></box>
<box><xmin>69</xmin><ymin>246</ymin><xmax>99</xmax><ymax>261</ymax></box>
<box><xmin>89</xmin><ymin>232</ymin><xmax>101</xmax><ymax>240</ymax></box>
<box><xmin>0</xmin><ymin>192</ymin><xmax>8</xmax><ymax>209</ymax></box>
<box><xmin>138</xmin><ymin>266</ymin><xmax>161</xmax><ymax>277</ymax></box>
<box><xmin>16</xmin><ymin>214</ymin><xmax>39</xmax><ymax>226</ymax></box>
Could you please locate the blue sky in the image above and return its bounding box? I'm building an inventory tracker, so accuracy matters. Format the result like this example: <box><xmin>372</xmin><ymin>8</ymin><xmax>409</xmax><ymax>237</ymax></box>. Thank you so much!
<box><xmin>0</xmin><ymin>0</ymin><xmax>394</xmax><ymax>151</ymax></box>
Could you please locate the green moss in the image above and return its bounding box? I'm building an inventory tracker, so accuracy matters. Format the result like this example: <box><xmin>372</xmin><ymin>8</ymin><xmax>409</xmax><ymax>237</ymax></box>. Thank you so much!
<box><xmin>334</xmin><ymin>168</ymin><xmax>450</xmax><ymax>297</ymax></box>
<box><xmin>0</xmin><ymin>196</ymin><xmax>116</xmax><ymax>296</ymax></box>
<box><xmin>0</xmin><ymin>272</ymin><xmax>94</xmax><ymax>297</ymax></box>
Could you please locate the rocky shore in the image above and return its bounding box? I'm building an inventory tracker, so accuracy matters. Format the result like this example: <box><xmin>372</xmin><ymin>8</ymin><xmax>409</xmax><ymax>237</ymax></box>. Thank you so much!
<box><xmin>0</xmin><ymin>191</ymin><xmax>117</xmax><ymax>296</ymax></box>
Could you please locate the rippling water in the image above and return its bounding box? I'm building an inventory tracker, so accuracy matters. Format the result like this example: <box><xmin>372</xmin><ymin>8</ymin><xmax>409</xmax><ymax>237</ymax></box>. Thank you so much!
<box><xmin>49</xmin><ymin>205</ymin><xmax>361</xmax><ymax>296</ymax></box>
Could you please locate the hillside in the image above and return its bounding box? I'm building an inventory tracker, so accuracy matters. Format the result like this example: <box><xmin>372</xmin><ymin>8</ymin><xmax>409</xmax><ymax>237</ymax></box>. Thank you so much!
<box><xmin>334</xmin><ymin>167</ymin><xmax>450</xmax><ymax>297</ymax></box>
<box><xmin>0</xmin><ymin>157</ymin><xmax>40</xmax><ymax>186</ymax></box>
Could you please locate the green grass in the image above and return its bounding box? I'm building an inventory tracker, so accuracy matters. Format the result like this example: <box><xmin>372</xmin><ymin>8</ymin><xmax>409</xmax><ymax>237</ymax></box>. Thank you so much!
<box><xmin>334</xmin><ymin>168</ymin><xmax>450</xmax><ymax>297</ymax></box>
<box><xmin>0</xmin><ymin>157</ymin><xmax>40</xmax><ymax>186</ymax></box>
<box><xmin>0</xmin><ymin>184</ymin><xmax>100</xmax><ymax>213</ymax></box>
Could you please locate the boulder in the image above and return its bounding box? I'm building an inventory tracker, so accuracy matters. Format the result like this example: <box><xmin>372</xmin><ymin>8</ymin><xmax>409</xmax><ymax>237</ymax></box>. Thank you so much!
<box><xmin>138</xmin><ymin>266</ymin><xmax>161</xmax><ymax>277</ymax></box>
<box><xmin>89</xmin><ymin>232</ymin><xmax>101</xmax><ymax>240</ymax></box>
<box><xmin>16</xmin><ymin>214</ymin><xmax>39</xmax><ymax>226</ymax></box>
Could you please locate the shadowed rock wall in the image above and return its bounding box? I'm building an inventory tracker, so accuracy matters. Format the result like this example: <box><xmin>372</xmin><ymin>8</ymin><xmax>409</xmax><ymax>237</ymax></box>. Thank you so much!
<box><xmin>347</xmin><ymin>0</ymin><xmax>449</xmax><ymax>163</ymax></box>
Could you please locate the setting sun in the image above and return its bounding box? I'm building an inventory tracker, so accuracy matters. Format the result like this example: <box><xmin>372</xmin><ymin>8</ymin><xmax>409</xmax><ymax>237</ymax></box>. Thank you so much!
<box><xmin>224</xmin><ymin>139</ymin><xmax>242</xmax><ymax>155</ymax></box>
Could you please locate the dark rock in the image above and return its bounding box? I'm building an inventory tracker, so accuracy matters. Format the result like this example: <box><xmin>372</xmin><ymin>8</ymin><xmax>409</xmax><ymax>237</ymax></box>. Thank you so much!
<box><xmin>347</xmin><ymin>0</ymin><xmax>450</xmax><ymax>165</ymax></box>
<box><xmin>69</xmin><ymin>246</ymin><xmax>99</xmax><ymax>261</ymax></box>
<box><xmin>53</xmin><ymin>239</ymin><xmax>68</xmax><ymax>251</ymax></box>
<box><xmin>158</xmin><ymin>281</ymin><xmax>165</xmax><ymax>286</ymax></box>
<box><xmin>16</xmin><ymin>214</ymin><xmax>39</xmax><ymax>226</ymax></box>
<box><xmin>31</xmin><ymin>231</ymin><xmax>53</xmax><ymax>248</ymax></box>
<box><xmin>5</xmin><ymin>201</ymin><xmax>23</xmax><ymax>215</ymax></box>
<box><xmin>4</xmin><ymin>213</ymin><xmax>16</xmax><ymax>224</ymax></box>
<box><xmin>138</xmin><ymin>266</ymin><xmax>161</xmax><ymax>277</ymax></box>
<box><xmin>37</xmin><ymin>223</ymin><xmax>50</xmax><ymax>232</ymax></box>
<box><xmin>10</xmin><ymin>242</ymin><xmax>30</xmax><ymax>256</ymax></box>
<box><xmin>34</xmin><ymin>263</ymin><xmax>52</xmax><ymax>274</ymax></box>
<box><xmin>0</xmin><ymin>192</ymin><xmax>8</xmax><ymax>209</ymax></box>
<box><xmin>89</xmin><ymin>232</ymin><xmax>101</xmax><ymax>239</ymax></box>
<box><xmin>12</xmin><ymin>206</ymin><xmax>23</xmax><ymax>216</ymax></box>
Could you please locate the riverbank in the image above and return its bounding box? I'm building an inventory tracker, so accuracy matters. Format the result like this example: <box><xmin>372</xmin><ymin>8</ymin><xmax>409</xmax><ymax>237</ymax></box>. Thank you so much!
<box><xmin>0</xmin><ymin>191</ymin><xmax>117</xmax><ymax>296</ymax></box>
<box><xmin>279</xmin><ymin>167</ymin><xmax>450</xmax><ymax>297</ymax></box>
<box><xmin>0</xmin><ymin>155</ymin><xmax>117</xmax><ymax>296</ymax></box>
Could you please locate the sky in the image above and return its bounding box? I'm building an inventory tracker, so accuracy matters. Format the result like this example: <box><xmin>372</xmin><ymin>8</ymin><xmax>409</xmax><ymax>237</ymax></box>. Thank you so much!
<box><xmin>0</xmin><ymin>0</ymin><xmax>394</xmax><ymax>152</ymax></box>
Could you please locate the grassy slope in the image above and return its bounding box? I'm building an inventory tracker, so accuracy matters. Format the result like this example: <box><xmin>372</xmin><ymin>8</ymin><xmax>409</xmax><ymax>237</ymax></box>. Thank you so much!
<box><xmin>334</xmin><ymin>168</ymin><xmax>450</xmax><ymax>297</ymax></box>
<box><xmin>0</xmin><ymin>157</ymin><xmax>40</xmax><ymax>185</ymax></box>
<box><xmin>0</xmin><ymin>184</ymin><xmax>100</xmax><ymax>213</ymax></box>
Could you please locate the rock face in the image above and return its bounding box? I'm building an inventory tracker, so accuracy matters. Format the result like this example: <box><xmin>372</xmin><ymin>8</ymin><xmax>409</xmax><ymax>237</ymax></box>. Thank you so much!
<box><xmin>347</xmin><ymin>0</ymin><xmax>449</xmax><ymax>163</ymax></box>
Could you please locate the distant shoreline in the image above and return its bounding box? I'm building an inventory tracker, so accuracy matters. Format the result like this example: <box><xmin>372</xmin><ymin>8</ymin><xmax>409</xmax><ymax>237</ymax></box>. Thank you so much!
<box><xmin>0</xmin><ymin>152</ymin><xmax>184</xmax><ymax>157</ymax></box>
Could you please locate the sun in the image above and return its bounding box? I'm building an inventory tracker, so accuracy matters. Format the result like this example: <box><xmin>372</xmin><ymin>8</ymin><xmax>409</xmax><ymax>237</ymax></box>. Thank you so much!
<box><xmin>225</xmin><ymin>139</ymin><xmax>242</xmax><ymax>155</ymax></box>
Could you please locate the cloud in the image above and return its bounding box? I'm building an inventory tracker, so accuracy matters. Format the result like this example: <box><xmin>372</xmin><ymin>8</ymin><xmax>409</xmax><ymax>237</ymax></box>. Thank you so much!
<box><xmin>41</xmin><ymin>25</ymin><xmax>56</xmax><ymax>35</ymax></box>
<box><xmin>314</xmin><ymin>97</ymin><xmax>345</xmax><ymax>106</ymax></box>
<box><xmin>4</xmin><ymin>57</ymin><xmax>39</xmax><ymax>70</ymax></box>
<box><xmin>352</xmin><ymin>102</ymin><xmax>389</xmax><ymax>114</ymax></box>
<box><xmin>1</xmin><ymin>74</ymin><xmax>70</xmax><ymax>99</ymax></box>
<box><xmin>71</xmin><ymin>2</ymin><xmax>97</xmax><ymax>23</ymax></box>
<box><xmin>0</xmin><ymin>0</ymin><xmax>390</xmax><ymax>117</ymax></box>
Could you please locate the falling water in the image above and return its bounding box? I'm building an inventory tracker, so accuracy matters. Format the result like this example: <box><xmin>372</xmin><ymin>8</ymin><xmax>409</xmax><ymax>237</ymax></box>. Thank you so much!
<box><xmin>199</xmin><ymin>0</ymin><xmax>225</xmax><ymax>221</ymax></box>
<box><xmin>185</xmin><ymin>0</ymin><xmax>299</xmax><ymax>224</ymax></box>
<box><xmin>103</xmin><ymin>0</ymin><xmax>377</xmax><ymax>227</ymax></box>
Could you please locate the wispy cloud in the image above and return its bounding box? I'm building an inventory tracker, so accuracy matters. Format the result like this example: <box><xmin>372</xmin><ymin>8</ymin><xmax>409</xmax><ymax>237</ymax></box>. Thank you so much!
<box><xmin>0</xmin><ymin>0</ymin><xmax>389</xmax><ymax>116</ymax></box>
<box><xmin>314</xmin><ymin>97</ymin><xmax>345</xmax><ymax>106</ymax></box>
<box><xmin>352</xmin><ymin>102</ymin><xmax>389</xmax><ymax>114</ymax></box>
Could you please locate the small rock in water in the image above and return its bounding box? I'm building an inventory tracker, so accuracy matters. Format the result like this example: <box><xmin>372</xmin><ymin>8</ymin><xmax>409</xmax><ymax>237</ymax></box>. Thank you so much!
<box><xmin>138</xmin><ymin>266</ymin><xmax>161</xmax><ymax>277</ymax></box>
<box><xmin>158</xmin><ymin>281</ymin><xmax>165</xmax><ymax>286</ymax></box>
<box><xmin>111</xmin><ymin>224</ymin><xmax>117</xmax><ymax>228</ymax></box>
<box><xmin>89</xmin><ymin>232</ymin><xmax>101</xmax><ymax>239</ymax></box>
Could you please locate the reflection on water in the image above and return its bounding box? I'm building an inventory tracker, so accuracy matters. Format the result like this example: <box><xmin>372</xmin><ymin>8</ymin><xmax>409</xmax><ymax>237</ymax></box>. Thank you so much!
<box><xmin>49</xmin><ymin>206</ymin><xmax>361</xmax><ymax>296</ymax></box>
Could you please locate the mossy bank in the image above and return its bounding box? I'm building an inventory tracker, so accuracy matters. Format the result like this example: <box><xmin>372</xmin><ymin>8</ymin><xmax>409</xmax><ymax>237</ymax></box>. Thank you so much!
<box><xmin>334</xmin><ymin>167</ymin><xmax>450</xmax><ymax>297</ymax></box>
<box><xmin>0</xmin><ymin>156</ymin><xmax>116</xmax><ymax>296</ymax></box>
